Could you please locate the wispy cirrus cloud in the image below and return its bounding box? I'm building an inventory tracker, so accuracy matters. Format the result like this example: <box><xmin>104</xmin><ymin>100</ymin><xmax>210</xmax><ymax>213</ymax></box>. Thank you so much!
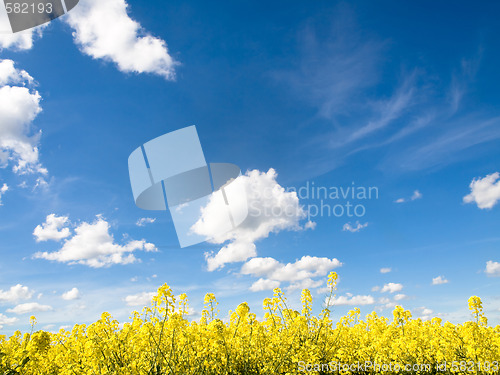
<box><xmin>275</xmin><ymin>7</ymin><xmax>496</xmax><ymax>176</ymax></box>
<box><xmin>273</xmin><ymin>5</ymin><xmax>384</xmax><ymax>120</ymax></box>
<box><xmin>346</xmin><ymin>73</ymin><xmax>416</xmax><ymax>143</ymax></box>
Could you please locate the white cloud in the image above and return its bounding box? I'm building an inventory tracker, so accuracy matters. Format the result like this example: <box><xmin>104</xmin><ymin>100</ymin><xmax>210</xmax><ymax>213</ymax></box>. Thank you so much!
<box><xmin>0</xmin><ymin>313</ymin><xmax>18</xmax><ymax>328</ymax></box>
<box><xmin>328</xmin><ymin>294</ymin><xmax>375</xmax><ymax>306</ymax></box>
<box><xmin>304</xmin><ymin>221</ymin><xmax>317</xmax><ymax>230</ymax></box>
<box><xmin>463</xmin><ymin>172</ymin><xmax>500</xmax><ymax>209</ymax></box>
<box><xmin>197</xmin><ymin>169</ymin><xmax>309</xmax><ymax>271</ymax></box>
<box><xmin>136</xmin><ymin>217</ymin><xmax>156</xmax><ymax>227</ymax></box>
<box><xmin>380</xmin><ymin>267</ymin><xmax>391</xmax><ymax>274</ymax></box>
<box><xmin>242</xmin><ymin>256</ymin><xmax>341</xmax><ymax>282</ymax></box>
<box><xmin>411</xmin><ymin>190</ymin><xmax>423</xmax><ymax>200</ymax></box>
<box><xmin>242</xmin><ymin>255</ymin><xmax>341</xmax><ymax>292</ymax></box>
<box><xmin>274</xmin><ymin>7</ymin><xmax>382</xmax><ymax>120</ymax></box>
<box><xmin>371</xmin><ymin>286</ymin><xmax>380</xmax><ymax>292</ymax></box>
<box><xmin>0</xmin><ymin>59</ymin><xmax>46</xmax><ymax>174</ymax></box>
<box><xmin>33</xmin><ymin>214</ymin><xmax>71</xmax><ymax>242</ymax></box>
<box><xmin>287</xmin><ymin>278</ymin><xmax>323</xmax><ymax>292</ymax></box>
<box><xmin>33</xmin><ymin>215</ymin><xmax>156</xmax><ymax>268</ymax></box>
<box><xmin>7</xmin><ymin>302</ymin><xmax>52</xmax><ymax>314</ymax></box>
<box><xmin>414</xmin><ymin>307</ymin><xmax>434</xmax><ymax>320</ymax></box>
<box><xmin>62</xmin><ymin>287</ymin><xmax>80</xmax><ymax>300</ymax></box>
<box><xmin>380</xmin><ymin>283</ymin><xmax>403</xmax><ymax>293</ymax></box>
<box><xmin>342</xmin><ymin>221</ymin><xmax>368</xmax><ymax>233</ymax></box>
<box><xmin>395</xmin><ymin>190</ymin><xmax>422</xmax><ymax>204</ymax></box>
<box><xmin>249</xmin><ymin>278</ymin><xmax>280</xmax><ymax>292</ymax></box>
<box><xmin>377</xmin><ymin>297</ymin><xmax>396</xmax><ymax>310</ymax></box>
<box><xmin>0</xmin><ymin>183</ymin><xmax>8</xmax><ymax>205</ymax></box>
<box><xmin>348</xmin><ymin>75</ymin><xmax>415</xmax><ymax>142</ymax></box>
<box><xmin>0</xmin><ymin>20</ymin><xmax>45</xmax><ymax>51</ymax></box>
<box><xmin>124</xmin><ymin>291</ymin><xmax>155</xmax><ymax>306</ymax></box>
<box><xmin>393</xmin><ymin>293</ymin><xmax>407</xmax><ymax>301</ymax></box>
<box><xmin>65</xmin><ymin>0</ymin><xmax>177</xmax><ymax>79</ymax></box>
<box><xmin>0</xmin><ymin>284</ymin><xmax>34</xmax><ymax>303</ymax></box>
<box><xmin>240</xmin><ymin>257</ymin><xmax>281</xmax><ymax>277</ymax></box>
<box><xmin>432</xmin><ymin>276</ymin><xmax>449</xmax><ymax>285</ymax></box>
<box><xmin>485</xmin><ymin>261</ymin><xmax>500</xmax><ymax>277</ymax></box>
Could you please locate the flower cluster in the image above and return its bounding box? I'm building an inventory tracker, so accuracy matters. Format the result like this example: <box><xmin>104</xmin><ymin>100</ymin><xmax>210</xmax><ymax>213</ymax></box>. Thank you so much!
<box><xmin>0</xmin><ymin>273</ymin><xmax>499</xmax><ymax>374</ymax></box>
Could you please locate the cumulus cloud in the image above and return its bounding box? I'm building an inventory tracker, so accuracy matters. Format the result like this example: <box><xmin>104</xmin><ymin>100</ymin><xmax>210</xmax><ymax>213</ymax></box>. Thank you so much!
<box><xmin>0</xmin><ymin>284</ymin><xmax>34</xmax><ymax>303</ymax></box>
<box><xmin>432</xmin><ymin>276</ymin><xmax>449</xmax><ymax>285</ymax></box>
<box><xmin>249</xmin><ymin>278</ymin><xmax>280</xmax><ymax>292</ymax></box>
<box><xmin>136</xmin><ymin>217</ymin><xmax>156</xmax><ymax>227</ymax></box>
<box><xmin>7</xmin><ymin>302</ymin><xmax>52</xmax><ymax>314</ymax></box>
<box><xmin>380</xmin><ymin>267</ymin><xmax>391</xmax><ymax>274</ymax></box>
<box><xmin>377</xmin><ymin>297</ymin><xmax>396</xmax><ymax>310</ymax></box>
<box><xmin>411</xmin><ymin>190</ymin><xmax>423</xmax><ymax>200</ymax></box>
<box><xmin>124</xmin><ymin>291</ymin><xmax>155</xmax><ymax>306</ymax></box>
<box><xmin>393</xmin><ymin>293</ymin><xmax>407</xmax><ymax>301</ymax></box>
<box><xmin>287</xmin><ymin>278</ymin><xmax>324</xmax><ymax>292</ymax></box>
<box><xmin>463</xmin><ymin>172</ymin><xmax>500</xmax><ymax>209</ymax></box>
<box><xmin>242</xmin><ymin>255</ymin><xmax>342</xmax><ymax>292</ymax></box>
<box><xmin>242</xmin><ymin>256</ymin><xmax>341</xmax><ymax>282</ymax></box>
<box><xmin>197</xmin><ymin>169</ymin><xmax>311</xmax><ymax>271</ymax></box>
<box><xmin>304</xmin><ymin>221</ymin><xmax>317</xmax><ymax>230</ymax></box>
<box><xmin>0</xmin><ymin>183</ymin><xmax>8</xmax><ymax>205</ymax></box>
<box><xmin>380</xmin><ymin>283</ymin><xmax>403</xmax><ymax>293</ymax></box>
<box><xmin>62</xmin><ymin>287</ymin><xmax>80</xmax><ymax>300</ymax></box>
<box><xmin>0</xmin><ymin>313</ymin><xmax>18</xmax><ymax>329</ymax></box>
<box><xmin>0</xmin><ymin>18</ymin><xmax>45</xmax><ymax>51</ymax></box>
<box><xmin>65</xmin><ymin>0</ymin><xmax>177</xmax><ymax>79</ymax></box>
<box><xmin>342</xmin><ymin>221</ymin><xmax>368</xmax><ymax>233</ymax></box>
<box><xmin>414</xmin><ymin>307</ymin><xmax>433</xmax><ymax>320</ymax></box>
<box><xmin>33</xmin><ymin>214</ymin><xmax>72</xmax><ymax>242</ymax></box>
<box><xmin>33</xmin><ymin>215</ymin><xmax>156</xmax><ymax>267</ymax></box>
<box><xmin>0</xmin><ymin>59</ymin><xmax>46</xmax><ymax>174</ymax></box>
<box><xmin>328</xmin><ymin>294</ymin><xmax>375</xmax><ymax>306</ymax></box>
<box><xmin>485</xmin><ymin>261</ymin><xmax>500</xmax><ymax>277</ymax></box>
<box><xmin>395</xmin><ymin>190</ymin><xmax>422</xmax><ymax>204</ymax></box>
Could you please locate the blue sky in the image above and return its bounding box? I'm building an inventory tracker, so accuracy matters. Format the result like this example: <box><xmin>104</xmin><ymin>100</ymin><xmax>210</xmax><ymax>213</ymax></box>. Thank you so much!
<box><xmin>1</xmin><ymin>0</ymin><xmax>500</xmax><ymax>334</ymax></box>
